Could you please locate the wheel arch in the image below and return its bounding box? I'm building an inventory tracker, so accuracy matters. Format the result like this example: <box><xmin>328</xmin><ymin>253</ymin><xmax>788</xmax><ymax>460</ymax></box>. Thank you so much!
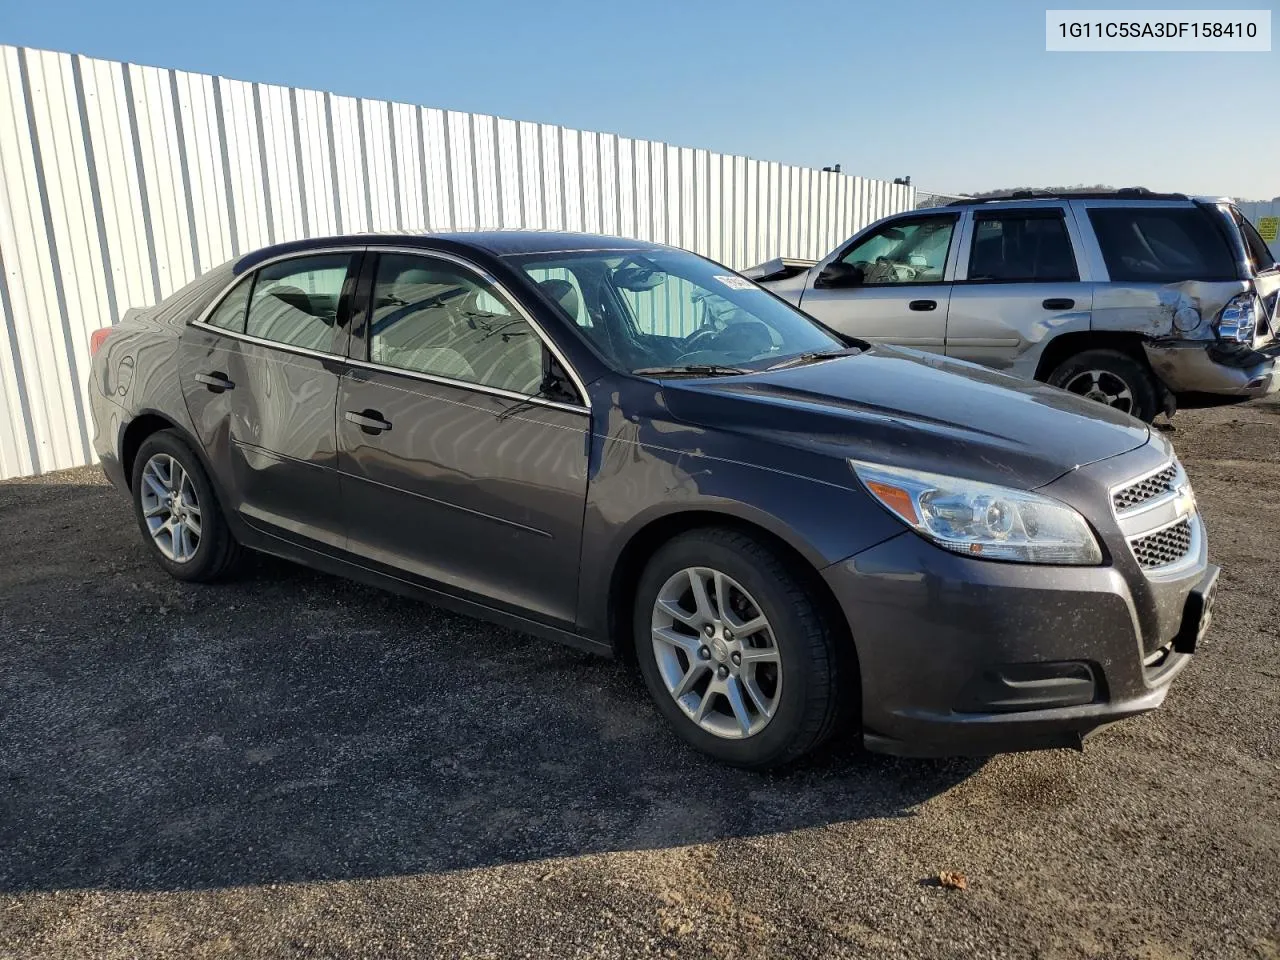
<box><xmin>1033</xmin><ymin>330</ymin><xmax>1152</xmax><ymax>382</ymax></box>
<box><xmin>118</xmin><ymin>409</ymin><xmax>219</xmax><ymax>496</ymax></box>
<box><xmin>601</xmin><ymin>507</ymin><xmax>854</xmax><ymax>674</ymax></box>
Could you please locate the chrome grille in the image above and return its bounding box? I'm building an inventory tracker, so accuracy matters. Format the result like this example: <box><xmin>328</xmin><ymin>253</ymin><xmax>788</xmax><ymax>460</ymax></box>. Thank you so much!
<box><xmin>1130</xmin><ymin>520</ymin><xmax>1193</xmax><ymax>569</ymax></box>
<box><xmin>1113</xmin><ymin>463</ymin><xmax>1178</xmax><ymax>513</ymax></box>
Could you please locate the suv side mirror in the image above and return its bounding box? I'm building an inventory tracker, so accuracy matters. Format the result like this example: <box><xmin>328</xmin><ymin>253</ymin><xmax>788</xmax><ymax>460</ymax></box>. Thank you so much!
<box><xmin>816</xmin><ymin>262</ymin><xmax>865</xmax><ymax>289</ymax></box>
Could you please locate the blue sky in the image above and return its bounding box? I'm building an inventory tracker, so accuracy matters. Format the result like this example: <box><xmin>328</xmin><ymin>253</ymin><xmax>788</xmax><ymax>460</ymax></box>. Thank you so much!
<box><xmin>3</xmin><ymin>0</ymin><xmax>1276</xmax><ymax>199</ymax></box>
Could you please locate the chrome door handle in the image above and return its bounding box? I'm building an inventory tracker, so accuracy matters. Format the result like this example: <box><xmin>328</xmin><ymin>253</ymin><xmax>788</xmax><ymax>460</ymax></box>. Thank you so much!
<box><xmin>344</xmin><ymin>409</ymin><xmax>392</xmax><ymax>433</ymax></box>
<box><xmin>194</xmin><ymin>372</ymin><xmax>234</xmax><ymax>392</ymax></box>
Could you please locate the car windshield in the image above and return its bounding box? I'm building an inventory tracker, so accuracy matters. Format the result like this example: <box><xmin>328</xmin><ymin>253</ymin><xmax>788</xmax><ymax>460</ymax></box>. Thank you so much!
<box><xmin>513</xmin><ymin>248</ymin><xmax>844</xmax><ymax>375</ymax></box>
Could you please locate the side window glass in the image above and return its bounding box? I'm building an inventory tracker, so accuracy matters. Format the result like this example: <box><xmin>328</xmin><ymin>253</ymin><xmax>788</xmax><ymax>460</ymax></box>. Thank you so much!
<box><xmin>246</xmin><ymin>254</ymin><xmax>353</xmax><ymax>351</ymax></box>
<box><xmin>968</xmin><ymin>213</ymin><xmax>1079</xmax><ymax>282</ymax></box>
<box><xmin>839</xmin><ymin>217</ymin><xmax>955</xmax><ymax>284</ymax></box>
<box><xmin>370</xmin><ymin>254</ymin><xmax>545</xmax><ymax>396</ymax></box>
<box><xmin>1087</xmin><ymin>207</ymin><xmax>1236</xmax><ymax>282</ymax></box>
<box><xmin>205</xmin><ymin>276</ymin><xmax>252</xmax><ymax>332</ymax></box>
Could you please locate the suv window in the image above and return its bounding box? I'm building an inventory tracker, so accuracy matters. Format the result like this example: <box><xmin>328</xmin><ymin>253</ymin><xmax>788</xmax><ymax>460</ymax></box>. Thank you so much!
<box><xmin>369</xmin><ymin>253</ymin><xmax>544</xmax><ymax>396</ymax></box>
<box><xmin>246</xmin><ymin>254</ymin><xmax>354</xmax><ymax>351</ymax></box>
<box><xmin>839</xmin><ymin>216</ymin><xmax>955</xmax><ymax>285</ymax></box>
<box><xmin>968</xmin><ymin>212</ymin><xmax>1078</xmax><ymax>282</ymax></box>
<box><xmin>1087</xmin><ymin>207</ymin><xmax>1237</xmax><ymax>282</ymax></box>
<box><xmin>1233</xmin><ymin>209</ymin><xmax>1277</xmax><ymax>273</ymax></box>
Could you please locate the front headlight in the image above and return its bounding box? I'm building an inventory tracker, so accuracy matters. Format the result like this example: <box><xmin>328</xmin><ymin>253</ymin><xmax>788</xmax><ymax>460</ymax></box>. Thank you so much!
<box><xmin>850</xmin><ymin>460</ymin><xmax>1102</xmax><ymax>565</ymax></box>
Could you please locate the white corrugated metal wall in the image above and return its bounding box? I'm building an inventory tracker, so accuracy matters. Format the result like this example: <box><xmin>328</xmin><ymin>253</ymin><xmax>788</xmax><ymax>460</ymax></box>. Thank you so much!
<box><xmin>0</xmin><ymin>45</ymin><xmax>914</xmax><ymax>481</ymax></box>
<box><xmin>1237</xmin><ymin>200</ymin><xmax>1280</xmax><ymax>260</ymax></box>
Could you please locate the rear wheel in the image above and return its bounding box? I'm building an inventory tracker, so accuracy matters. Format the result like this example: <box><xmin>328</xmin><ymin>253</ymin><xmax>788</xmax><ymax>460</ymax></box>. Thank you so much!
<box><xmin>130</xmin><ymin>429</ymin><xmax>241</xmax><ymax>582</ymax></box>
<box><xmin>1047</xmin><ymin>348</ymin><xmax>1160</xmax><ymax>422</ymax></box>
<box><xmin>633</xmin><ymin>528</ymin><xmax>845</xmax><ymax>769</ymax></box>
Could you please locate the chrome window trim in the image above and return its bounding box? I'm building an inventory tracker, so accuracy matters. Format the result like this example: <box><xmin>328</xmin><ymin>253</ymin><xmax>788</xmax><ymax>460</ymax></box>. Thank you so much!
<box><xmin>344</xmin><ymin>356</ymin><xmax>589</xmax><ymax>416</ymax></box>
<box><xmin>367</xmin><ymin>245</ymin><xmax>593</xmax><ymax>410</ymax></box>
<box><xmin>187</xmin><ymin>243</ymin><xmax>594</xmax><ymax>412</ymax></box>
<box><xmin>188</xmin><ymin>320</ymin><xmax>346</xmax><ymax>362</ymax></box>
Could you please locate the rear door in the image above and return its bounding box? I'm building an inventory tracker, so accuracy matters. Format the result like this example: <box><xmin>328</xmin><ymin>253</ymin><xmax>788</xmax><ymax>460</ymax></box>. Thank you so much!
<box><xmin>335</xmin><ymin>250</ymin><xmax>590</xmax><ymax>626</ymax></box>
<box><xmin>798</xmin><ymin>212</ymin><xmax>959</xmax><ymax>353</ymax></box>
<box><xmin>945</xmin><ymin>204</ymin><xmax>1094</xmax><ymax>376</ymax></box>
<box><xmin>181</xmin><ymin>250</ymin><xmax>361</xmax><ymax>551</ymax></box>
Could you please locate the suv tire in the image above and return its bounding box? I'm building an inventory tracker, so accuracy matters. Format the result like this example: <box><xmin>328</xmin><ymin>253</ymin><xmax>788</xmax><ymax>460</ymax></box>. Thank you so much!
<box><xmin>1047</xmin><ymin>348</ymin><xmax>1160</xmax><ymax>422</ymax></box>
<box><xmin>633</xmin><ymin>527</ymin><xmax>845</xmax><ymax>769</ymax></box>
<box><xmin>130</xmin><ymin>429</ymin><xmax>242</xmax><ymax>582</ymax></box>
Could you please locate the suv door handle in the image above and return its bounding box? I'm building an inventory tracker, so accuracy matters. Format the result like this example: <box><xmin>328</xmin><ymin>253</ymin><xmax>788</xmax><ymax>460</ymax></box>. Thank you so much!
<box><xmin>1042</xmin><ymin>298</ymin><xmax>1075</xmax><ymax>310</ymax></box>
<box><xmin>344</xmin><ymin>409</ymin><xmax>392</xmax><ymax>434</ymax></box>
<box><xmin>908</xmin><ymin>299</ymin><xmax>937</xmax><ymax>311</ymax></box>
<box><xmin>194</xmin><ymin>372</ymin><xmax>234</xmax><ymax>393</ymax></box>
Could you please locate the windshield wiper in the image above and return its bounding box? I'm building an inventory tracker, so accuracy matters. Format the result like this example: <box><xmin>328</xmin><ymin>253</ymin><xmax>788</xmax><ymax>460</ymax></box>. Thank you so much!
<box><xmin>632</xmin><ymin>364</ymin><xmax>752</xmax><ymax>378</ymax></box>
<box><xmin>765</xmin><ymin>348</ymin><xmax>854</xmax><ymax>371</ymax></box>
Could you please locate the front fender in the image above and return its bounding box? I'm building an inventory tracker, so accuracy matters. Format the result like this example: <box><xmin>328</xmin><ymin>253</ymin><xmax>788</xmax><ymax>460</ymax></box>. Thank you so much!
<box><xmin>575</xmin><ymin>428</ymin><xmax>905</xmax><ymax>642</ymax></box>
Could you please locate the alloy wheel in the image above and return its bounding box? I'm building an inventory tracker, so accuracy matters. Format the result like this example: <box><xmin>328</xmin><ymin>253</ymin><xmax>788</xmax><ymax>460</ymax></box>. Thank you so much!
<box><xmin>1063</xmin><ymin>369</ymin><xmax>1135</xmax><ymax>414</ymax></box>
<box><xmin>650</xmin><ymin>566</ymin><xmax>782</xmax><ymax>739</ymax></box>
<box><xmin>139</xmin><ymin>453</ymin><xmax>202</xmax><ymax>563</ymax></box>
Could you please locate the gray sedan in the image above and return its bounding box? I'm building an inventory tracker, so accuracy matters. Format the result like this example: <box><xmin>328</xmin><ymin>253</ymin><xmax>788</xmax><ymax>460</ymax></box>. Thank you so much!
<box><xmin>87</xmin><ymin>231</ymin><xmax>1216</xmax><ymax>767</ymax></box>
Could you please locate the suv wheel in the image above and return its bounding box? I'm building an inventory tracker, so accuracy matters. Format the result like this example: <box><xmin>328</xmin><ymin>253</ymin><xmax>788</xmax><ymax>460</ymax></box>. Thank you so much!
<box><xmin>1047</xmin><ymin>348</ymin><xmax>1160</xmax><ymax>422</ymax></box>
<box><xmin>633</xmin><ymin>528</ymin><xmax>844</xmax><ymax>769</ymax></box>
<box><xmin>130</xmin><ymin>429</ymin><xmax>242</xmax><ymax>582</ymax></box>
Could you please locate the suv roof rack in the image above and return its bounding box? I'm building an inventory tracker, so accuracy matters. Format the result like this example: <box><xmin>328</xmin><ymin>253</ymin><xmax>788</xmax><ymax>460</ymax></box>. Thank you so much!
<box><xmin>947</xmin><ymin>188</ymin><xmax>1189</xmax><ymax>206</ymax></box>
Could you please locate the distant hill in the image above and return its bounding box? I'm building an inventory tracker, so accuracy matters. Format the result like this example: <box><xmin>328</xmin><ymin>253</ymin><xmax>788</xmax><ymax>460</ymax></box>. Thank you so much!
<box><xmin>966</xmin><ymin>184</ymin><xmax>1119</xmax><ymax>198</ymax></box>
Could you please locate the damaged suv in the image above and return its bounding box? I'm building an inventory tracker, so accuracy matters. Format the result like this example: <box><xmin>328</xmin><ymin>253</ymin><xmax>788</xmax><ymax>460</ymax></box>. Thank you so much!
<box><xmin>745</xmin><ymin>191</ymin><xmax>1279</xmax><ymax>421</ymax></box>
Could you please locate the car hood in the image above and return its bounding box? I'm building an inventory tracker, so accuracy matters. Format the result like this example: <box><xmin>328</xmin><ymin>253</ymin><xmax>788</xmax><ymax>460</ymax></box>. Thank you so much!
<box><xmin>660</xmin><ymin>346</ymin><xmax>1151</xmax><ymax>489</ymax></box>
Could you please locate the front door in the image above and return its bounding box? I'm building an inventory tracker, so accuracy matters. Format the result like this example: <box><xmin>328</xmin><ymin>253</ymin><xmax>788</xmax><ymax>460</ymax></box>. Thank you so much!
<box><xmin>799</xmin><ymin>212</ymin><xmax>959</xmax><ymax>353</ymax></box>
<box><xmin>181</xmin><ymin>251</ymin><xmax>360</xmax><ymax>550</ymax></box>
<box><xmin>336</xmin><ymin>251</ymin><xmax>590</xmax><ymax>626</ymax></box>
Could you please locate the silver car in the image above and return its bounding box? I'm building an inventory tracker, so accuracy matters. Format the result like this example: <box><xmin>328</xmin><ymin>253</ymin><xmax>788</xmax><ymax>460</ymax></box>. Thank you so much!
<box><xmin>746</xmin><ymin>190</ymin><xmax>1280</xmax><ymax>422</ymax></box>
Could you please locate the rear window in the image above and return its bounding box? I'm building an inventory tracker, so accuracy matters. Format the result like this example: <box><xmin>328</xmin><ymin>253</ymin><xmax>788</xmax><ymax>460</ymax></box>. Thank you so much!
<box><xmin>1233</xmin><ymin>209</ymin><xmax>1277</xmax><ymax>273</ymax></box>
<box><xmin>1087</xmin><ymin>207</ymin><xmax>1237</xmax><ymax>282</ymax></box>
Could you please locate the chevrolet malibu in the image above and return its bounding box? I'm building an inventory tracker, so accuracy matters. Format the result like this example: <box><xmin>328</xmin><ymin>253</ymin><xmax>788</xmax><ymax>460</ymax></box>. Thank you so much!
<box><xmin>87</xmin><ymin>231</ymin><xmax>1218</xmax><ymax>768</ymax></box>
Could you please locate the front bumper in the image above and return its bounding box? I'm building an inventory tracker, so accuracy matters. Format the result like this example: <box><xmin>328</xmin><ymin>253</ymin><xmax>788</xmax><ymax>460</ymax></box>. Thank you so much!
<box><xmin>1145</xmin><ymin>339</ymin><xmax>1280</xmax><ymax>397</ymax></box>
<box><xmin>823</xmin><ymin>530</ymin><xmax>1211</xmax><ymax>758</ymax></box>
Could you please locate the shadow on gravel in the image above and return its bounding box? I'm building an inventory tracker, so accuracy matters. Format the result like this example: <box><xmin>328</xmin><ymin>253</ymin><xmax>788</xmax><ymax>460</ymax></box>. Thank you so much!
<box><xmin>0</xmin><ymin>480</ymin><xmax>980</xmax><ymax>894</ymax></box>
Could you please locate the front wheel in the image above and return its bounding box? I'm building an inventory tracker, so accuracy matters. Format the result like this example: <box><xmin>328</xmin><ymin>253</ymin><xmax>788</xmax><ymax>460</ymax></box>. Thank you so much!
<box><xmin>1046</xmin><ymin>348</ymin><xmax>1161</xmax><ymax>422</ymax></box>
<box><xmin>633</xmin><ymin>528</ymin><xmax>846</xmax><ymax>769</ymax></box>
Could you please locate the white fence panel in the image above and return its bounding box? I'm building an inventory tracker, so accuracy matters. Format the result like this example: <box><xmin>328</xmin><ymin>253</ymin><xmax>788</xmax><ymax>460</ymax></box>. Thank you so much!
<box><xmin>0</xmin><ymin>44</ymin><xmax>915</xmax><ymax>480</ymax></box>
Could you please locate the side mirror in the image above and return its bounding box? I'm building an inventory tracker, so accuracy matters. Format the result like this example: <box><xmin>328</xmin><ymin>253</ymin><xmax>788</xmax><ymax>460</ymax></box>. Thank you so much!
<box><xmin>816</xmin><ymin>262</ymin><xmax>865</xmax><ymax>289</ymax></box>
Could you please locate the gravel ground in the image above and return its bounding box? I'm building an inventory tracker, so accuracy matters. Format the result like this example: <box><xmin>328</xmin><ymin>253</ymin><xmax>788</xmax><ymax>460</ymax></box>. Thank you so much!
<box><xmin>1</xmin><ymin>400</ymin><xmax>1278</xmax><ymax>960</ymax></box>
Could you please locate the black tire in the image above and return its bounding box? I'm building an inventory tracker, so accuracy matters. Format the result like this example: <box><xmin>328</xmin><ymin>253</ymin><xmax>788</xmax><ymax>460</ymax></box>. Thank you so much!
<box><xmin>633</xmin><ymin>527</ymin><xmax>846</xmax><ymax>770</ymax></box>
<box><xmin>1047</xmin><ymin>348</ymin><xmax>1161</xmax><ymax>422</ymax></box>
<box><xmin>130</xmin><ymin>429</ymin><xmax>242</xmax><ymax>582</ymax></box>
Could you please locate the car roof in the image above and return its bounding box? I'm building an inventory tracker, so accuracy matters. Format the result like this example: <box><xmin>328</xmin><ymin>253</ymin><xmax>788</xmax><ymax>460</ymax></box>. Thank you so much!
<box><xmin>232</xmin><ymin>230</ymin><xmax>665</xmax><ymax>274</ymax></box>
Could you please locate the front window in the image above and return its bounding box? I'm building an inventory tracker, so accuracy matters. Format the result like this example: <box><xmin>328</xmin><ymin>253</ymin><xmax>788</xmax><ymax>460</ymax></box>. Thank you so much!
<box><xmin>513</xmin><ymin>248</ymin><xmax>844</xmax><ymax>375</ymax></box>
<box><xmin>838</xmin><ymin>216</ymin><xmax>956</xmax><ymax>285</ymax></box>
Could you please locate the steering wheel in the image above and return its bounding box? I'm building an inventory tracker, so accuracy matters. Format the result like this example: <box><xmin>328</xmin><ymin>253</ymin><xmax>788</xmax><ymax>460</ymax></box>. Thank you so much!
<box><xmin>679</xmin><ymin>325</ymin><xmax>721</xmax><ymax>354</ymax></box>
